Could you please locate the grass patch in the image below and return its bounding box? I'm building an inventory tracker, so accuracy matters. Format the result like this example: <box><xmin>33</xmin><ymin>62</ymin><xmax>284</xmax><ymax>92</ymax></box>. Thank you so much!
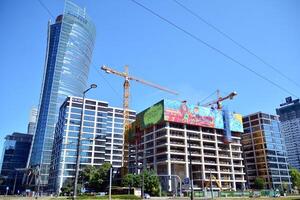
<box><xmin>76</xmin><ymin>195</ymin><xmax>141</xmax><ymax>199</ymax></box>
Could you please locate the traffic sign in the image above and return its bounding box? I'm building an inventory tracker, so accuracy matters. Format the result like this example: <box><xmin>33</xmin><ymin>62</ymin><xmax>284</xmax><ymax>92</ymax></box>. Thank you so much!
<box><xmin>183</xmin><ymin>177</ymin><xmax>190</xmax><ymax>185</ymax></box>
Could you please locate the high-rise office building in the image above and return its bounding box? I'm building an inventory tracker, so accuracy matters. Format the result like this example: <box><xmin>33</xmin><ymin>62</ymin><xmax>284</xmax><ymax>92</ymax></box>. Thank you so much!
<box><xmin>129</xmin><ymin>99</ymin><xmax>245</xmax><ymax>192</ymax></box>
<box><xmin>48</xmin><ymin>96</ymin><xmax>135</xmax><ymax>193</ymax></box>
<box><xmin>27</xmin><ymin>107</ymin><xmax>38</xmax><ymax>135</ymax></box>
<box><xmin>0</xmin><ymin>133</ymin><xmax>33</xmax><ymax>194</ymax></box>
<box><xmin>28</xmin><ymin>0</ymin><xmax>96</xmax><ymax>188</ymax></box>
<box><xmin>242</xmin><ymin>112</ymin><xmax>291</xmax><ymax>190</ymax></box>
<box><xmin>276</xmin><ymin>97</ymin><xmax>300</xmax><ymax>170</ymax></box>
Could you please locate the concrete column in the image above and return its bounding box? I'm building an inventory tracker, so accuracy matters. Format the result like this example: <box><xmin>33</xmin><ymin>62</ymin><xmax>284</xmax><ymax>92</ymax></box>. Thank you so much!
<box><xmin>153</xmin><ymin>125</ymin><xmax>157</xmax><ymax>172</ymax></box>
<box><xmin>184</xmin><ymin>125</ymin><xmax>189</xmax><ymax>178</ymax></box>
<box><xmin>166</xmin><ymin>122</ymin><xmax>172</xmax><ymax>191</ymax></box>
<box><xmin>229</xmin><ymin>143</ymin><xmax>236</xmax><ymax>191</ymax></box>
<box><xmin>215</xmin><ymin>130</ymin><xmax>221</xmax><ymax>183</ymax></box>
<box><xmin>200</xmin><ymin>128</ymin><xmax>205</xmax><ymax>189</ymax></box>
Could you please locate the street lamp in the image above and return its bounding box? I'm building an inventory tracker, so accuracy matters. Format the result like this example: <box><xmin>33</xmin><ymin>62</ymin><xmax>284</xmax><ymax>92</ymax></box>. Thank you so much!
<box><xmin>73</xmin><ymin>84</ymin><xmax>97</xmax><ymax>200</ymax></box>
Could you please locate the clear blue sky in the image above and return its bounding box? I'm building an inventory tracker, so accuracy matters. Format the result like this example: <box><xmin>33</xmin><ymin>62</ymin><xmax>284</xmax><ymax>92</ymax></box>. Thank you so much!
<box><xmin>0</xmin><ymin>0</ymin><xmax>300</xmax><ymax>150</ymax></box>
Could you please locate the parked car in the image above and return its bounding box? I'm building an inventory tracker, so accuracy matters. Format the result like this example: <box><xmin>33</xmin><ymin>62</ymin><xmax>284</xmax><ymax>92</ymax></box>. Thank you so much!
<box><xmin>144</xmin><ymin>193</ymin><xmax>150</xmax><ymax>199</ymax></box>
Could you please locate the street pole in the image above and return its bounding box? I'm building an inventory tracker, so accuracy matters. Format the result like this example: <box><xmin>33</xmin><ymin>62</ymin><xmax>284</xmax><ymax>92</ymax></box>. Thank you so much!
<box><xmin>210</xmin><ymin>170</ymin><xmax>213</xmax><ymax>199</ymax></box>
<box><xmin>73</xmin><ymin>84</ymin><xmax>97</xmax><ymax>200</ymax></box>
<box><xmin>12</xmin><ymin>171</ymin><xmax>17</xmax><ymax>194</ymax></box>
<box><xmin>37</xmin><ymin>165</ymin><xmax>40</xmax><ymax>198</ymax></box>
<box><xmin>188</xmin><ymin>133</ymin><xmax>194</xmax><ymax>200</ymax></box>
<box><xmin>109</xmin><ymin>166</ymin><xmax>112</xmax><ymax>200</ymax></box>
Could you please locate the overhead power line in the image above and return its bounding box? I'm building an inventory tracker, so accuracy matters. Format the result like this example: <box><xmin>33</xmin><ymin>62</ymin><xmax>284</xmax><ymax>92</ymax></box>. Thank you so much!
<box><xmin>173</xmin><ymin>0</ymin><xmax>300</xmax><ymax>89</ymax></box>
<box><xmin>91</xmin><ymin>63</ymin><xmax>123</xmax><ymax>99</ymax></box>
<box><xmin>130</xmin><ymin>0</ymin><xmax>298</xmax><ymax>98</ymax></box>
<box><xmin>198</xmin><ymin>90</ymin><xmax>218</xmax><ymax>105</ymax></box>
<box><xmin>37</xmin><ymin>0</ymin><xmax>55</xmax><ymax>19</ymax></box>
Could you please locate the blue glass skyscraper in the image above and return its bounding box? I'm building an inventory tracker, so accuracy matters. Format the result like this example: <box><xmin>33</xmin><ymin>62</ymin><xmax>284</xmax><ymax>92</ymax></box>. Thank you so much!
<box><xmin>29</xmin><ymin>0</ymin><xmax>96</xmax><ymax>188</ymax></box>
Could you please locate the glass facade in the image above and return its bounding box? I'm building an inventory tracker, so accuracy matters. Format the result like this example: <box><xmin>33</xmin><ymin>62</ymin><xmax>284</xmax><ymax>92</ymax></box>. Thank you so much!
<box><xmin>0</xmin><ymin>133</ymin><xmax>33</xmax><ymax>194</ymax></box>
<box><xmin>29</xmin><ymin>0</ymin><xmax>96</xmax><ymax>187</ymax></box>
<box><xmin>242</xmin><ymin>112</ymin><xmax>291</xmax><ymax>190</ymax></box>
<box><xmin>276</xmin><ymin>98</ymin><xmax>300</xmax><ymax>170</ymax></box>
<box><xmin>48</xmin><ymin>96</ymin><xmax>135</xmax><ymax>193</ymax></box>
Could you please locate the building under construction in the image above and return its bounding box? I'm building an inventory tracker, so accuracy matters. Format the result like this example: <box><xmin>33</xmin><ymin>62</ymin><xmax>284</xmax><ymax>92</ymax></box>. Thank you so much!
<box><xmin>128</xmin><ymin>99</ymin><xmax>246</xmax><ymax>192</ymax></box>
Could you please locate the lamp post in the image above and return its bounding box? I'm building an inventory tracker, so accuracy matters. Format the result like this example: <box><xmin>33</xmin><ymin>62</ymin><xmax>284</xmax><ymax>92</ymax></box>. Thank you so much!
<box><xmin>109</xmin><ymin>166</ymin><xmax>113</xmax><ymax>200</ymax></box>
<box><xmin>73</xmin><ymin>84</ymin><xmax>97</xmax><ymax>200</ymax></box>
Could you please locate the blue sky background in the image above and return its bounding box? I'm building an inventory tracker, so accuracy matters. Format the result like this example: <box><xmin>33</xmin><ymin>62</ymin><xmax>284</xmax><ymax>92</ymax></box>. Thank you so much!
<box><xmin>0</xmin><ymin>0</ymin><xmax>300</xmax><ymax>151</ymax></box>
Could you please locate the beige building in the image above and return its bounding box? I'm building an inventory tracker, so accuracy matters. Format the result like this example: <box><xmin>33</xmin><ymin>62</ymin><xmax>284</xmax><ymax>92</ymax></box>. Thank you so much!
<box><xmin>129</xmin><ymin>99</ymin><xmax>245</xmax><ymax>192</ymax></box>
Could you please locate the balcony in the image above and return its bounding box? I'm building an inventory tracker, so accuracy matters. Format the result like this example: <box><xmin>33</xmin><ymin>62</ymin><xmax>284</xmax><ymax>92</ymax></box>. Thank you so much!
<box><xmin>203</xmin><ymin>144</ymin><xmax>215</xmax><ymax>149</ymax></box>
<box><xmin>219</xmin><ymin>154</ymin><xmax>230</xmax><ymax>157</ymax></box>
<box><xmin>220</xmin><ymin>168</ymin><xmax>231</xmax><ymax>172</ymax></box>
<box><xmin>170</xmin><ymin>148</ymin><xmax>185</xmax><ymax>154</ymax></box>
<box><xmin>204</xmin><ymin>159</ymin><xmax>216</xmax><ymax>164</ymax></box>
<box><xmin>219</xmin><ymin>161</ymin><xmax>231</xmax><ymax>165</ymax></box>
<box><xmin>170</xmin><ymin>156</ymin><xmax>185</xmax><ymax>162</ymax></box>
<box><xmin>205</xmin><ymin>168</ymin><xmax>217</xmax><ymax>172</ymax></box>
<box><xmin>221</xmin><ymin>176</ymin><xmax>231</xmax><ymax>180</ymax></box>
<box><xmin>202</xmin><ymin>135</ymin><xmax>215</xmax><ymax>141</ymax></box>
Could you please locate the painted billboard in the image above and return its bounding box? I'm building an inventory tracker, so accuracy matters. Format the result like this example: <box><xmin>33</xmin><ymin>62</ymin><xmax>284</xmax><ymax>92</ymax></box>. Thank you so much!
<box><xmin>128</xmin><ymin>99</ymin><xmax>244</xmax><ymax>136</ymax></box>
<box><xmin>136</xmin><ymin>100</ymin><xmax>164</xmax><ymax>129</ymax></box>
<box><xmin>230</xmin><ymin>113</ymin><xmax>243</xmax><ymax>132</ymax></box>
<box><xmin>164</xmin><ymin>99</ymin><xmax>224</xmax><ymax>129</ymax></box>
<box><xmin>163</xmin><ymin>99</ymin><xmax>243</xmax><ymax>132</ymax></box>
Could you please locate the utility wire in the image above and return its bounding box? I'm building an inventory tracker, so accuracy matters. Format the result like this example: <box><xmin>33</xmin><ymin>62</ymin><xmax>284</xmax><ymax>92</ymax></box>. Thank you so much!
<box><xmin>91</xmin><ymin>63</ymin><xmax>123</xmax><ymax>99</ymax></box>
<box><xmin>130</xmin><ymin>0</ymin><xmax>298</xmax><ymax>98</ymax></box>
<box><xmin>173</xmin><ymin>0</ymin><xmax>300</xmax><ymax>89</ymax></box>
<box><xmin>37</xmin><ymin>0</ymin><xmax>55</xmax><ymax>19</ymax></box>
<box><xmin>198</xmin><ymin>90</ymin><xmax>218</xmax><ymax>105</ymax></box>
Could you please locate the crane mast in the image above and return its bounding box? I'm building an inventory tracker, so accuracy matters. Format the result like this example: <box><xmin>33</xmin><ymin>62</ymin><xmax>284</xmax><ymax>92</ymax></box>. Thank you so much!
<box><xmin>101</xmin><ymin>65</ymin><xmax>178</xmax><ymax>171</ymax></box>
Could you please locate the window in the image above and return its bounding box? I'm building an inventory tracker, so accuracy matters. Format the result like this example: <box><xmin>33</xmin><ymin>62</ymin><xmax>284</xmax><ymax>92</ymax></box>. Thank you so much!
<box><xmin>250</xmin><ymin>114</ymin><xmax>258</xmax><ymax>120</ymax></box>
<box><xmin>114</xmin><ymin>139</ymin><xmax>123</xmax><ymax>144</ymax></box>
<box><xmin>84</xmin><ymin>110</ymin><xmax>95</xmax><ymax>115</ymax></box>
<box><xmin>84</xmin><ymin>116</ymin><xmax>94</xmax><ymax>121</ymax></box>
<box><xmin>71</xmin><ymin>108</ymin><xmax>81</xmax><ymax>114</ymax></box>
<box><xmin>84</xmin><ymin>121</ymin><xmax>94</xmax><ymax>127</ymax></box>
<box><xmin>86</xmin><ymin>100</ymin><xmax>96</xmax><ymax>105</ymax></box>
<box><xmin>83</xmin><ymin>127</ymin><xmax>94</xmax><ymax>133</ymax></box>
<box><xmin>70</xmin><ymin>114</ymin><xmax>81</xmax><ymax>119</ymax></box>
<box><xmin>98</xmin><ymin>102</ymin><xmax>108</xmax><ymax>107</ymax></box>
<box><xmin>115</xmin><ymin>118</ymin><xmax>123</xmax><ymax>123</ymax></box>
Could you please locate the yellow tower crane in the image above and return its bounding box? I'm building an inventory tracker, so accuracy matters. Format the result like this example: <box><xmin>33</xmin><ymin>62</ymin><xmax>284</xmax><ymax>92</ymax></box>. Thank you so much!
<box><xmin>202</xmin><ymin>90</ymin><xmax>237</xmax><ymax>109</ymax></box>
<box><xmin>101</xmin><ymin>65</ymin><xmax>178</xmax><ymax>170</ymax></box>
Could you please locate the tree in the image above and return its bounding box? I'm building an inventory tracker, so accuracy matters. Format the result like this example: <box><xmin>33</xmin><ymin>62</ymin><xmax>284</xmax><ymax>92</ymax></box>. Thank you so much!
<box><xmin>122</xmin><ymin>173</ymin><xmax>141</xmax><ymax>194</ymax></box>
<box><xmin>80</xmin><ymin>162</ymin><xmax>112</xmax><ymax>192</ymax></box>
<box><xmin>254</xmin><ymin>177</ymin><xmax>265</xmax><ymax>189</ymax></box>
<box><xmin>140</xmin><ymin>170</ymin><xmax>160</xmax><ymax>196</ymax></box>
<box><xmin>61</xmin><ymin>179</ymin><xmax>73</xmax><ymax>196</ymax></box>
<box><xmin>282</xmin><ymin>182</ymin><xmax>289</xmax><ymax>193</ymax></box>
<box><xmin>290</xmin><ymin>167</ymin><xmax>300</xmax><ymax>189</ymax></box>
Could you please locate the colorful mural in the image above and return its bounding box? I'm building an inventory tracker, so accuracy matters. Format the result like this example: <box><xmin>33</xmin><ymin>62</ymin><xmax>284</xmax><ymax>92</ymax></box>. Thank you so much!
<box><xmin>164</xmin><ymin>99</ymin><xmax>224</xmax><ymax>129</ymax></box>
<box><xmin>136</xmin><ymin>100</ymin><xmax>164</xmax><ymax>129</ymax></box>
<box><xmin>230</xmin><ymin>113</ymin><xmax>243</xmax><ymax>132</ymax></box>
<box><xmin>128</xmin><ymin>99</ymin><xmax>244</xmax><ymax>138</ymax></box>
